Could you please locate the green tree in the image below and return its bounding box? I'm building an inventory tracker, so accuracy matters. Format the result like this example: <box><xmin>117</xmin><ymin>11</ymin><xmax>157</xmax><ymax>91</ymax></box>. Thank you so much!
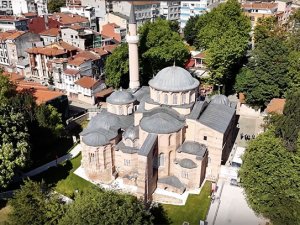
<box><xmin>235</xmin><ymin>36</ymin><xmax>290</xmax><ymax>107</ymax></box>
<box><xmin>0</xmin><ymin>107</ymin><xmax>30</xmax><ymax>188</ymax></box>
<box><xmin>139</xmin><ymin>18</ymin><xmax>189</xmax><ymax>84</ymax></box>
<box><xmin>58</xmin><ymin>188</ymin><xmax>153</xmax><ymax>225</ymax></box>
<box><xmin>48</xmin><ymin>0</ymin><xmax>65</xmax><ymax>13</ymax></box>
<box><xmin>8</xmin><ymin>179</ymin><xmax>66</xmax><ymax>225</ymax></box>
<box><xmin>239</xmin><ymin>130</ymin><xmax>300</xmax><ymax>225</ymax></box>
<box><xmin>105</xmin><ymin>19</ymin><xmax>189</xmax><ymax>88</ymax></box>
<box><xmin>35</xmin><ymin>104</ymin><xmax>64</xmax><ymax>137</ymax></box>
<box><xmin>275</xmin><ymin>89</ymin><xmax>300</xmax><ymax>151</ymax></box>
<box><xmin>194</xmin><ymin>0</ymin><xmax>251</xmax><ymax>85</ymax></box>
<box><xmin>104</xmin><ymin>43</ymin><xmax>129</xmax><ymax>88</ymax></box>
<box><xmin>183</xmin><ymin>15</ymin><xmax>200</xmax><ymax>46</ymax></box>
<box><xmin>0</xmin><ymin>74</ymin><xmax>16</xmax><ymax>105</ymax></box>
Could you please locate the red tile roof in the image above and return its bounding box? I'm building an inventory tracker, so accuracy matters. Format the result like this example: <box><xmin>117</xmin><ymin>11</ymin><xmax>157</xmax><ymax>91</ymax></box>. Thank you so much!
<box><xmin>0</xmin><ymin>15</ymin><xmax>28</xmax><ymax>22</ymax></box>
<box><xmin>101</xmin><ymin>23</ymin><xmax>122</xmax><ymax>42</ymax></box>
<box><xmin>193</xmin><ymin>52</ymin><xmax>206</xmax><ymax>59</ymax></box>
<box><xmin>39</xmin><ymin>28</ymin><xmax>60</xmax><ymax>36</ymax></box>
<box><xmin>185</xmin><ymin>58</ymin><xmax>195</xmax><ymax>69</ymax></box>
<box><xmin>75</xmin><ymin>76</ymin><xmax>98</xmax><ymax>89</ymax></box>
<box><xmin>68</xmin><ymin>56</ymin><xmax>90</xmax><ymax>66</ymax></box>
<box><xmin>64</xmin><ymin>68</ymin><xmax>80</xmax><ymax>76</ymax></box>
<box><xmin>242</xmin><ymin>2</ymin><xmax>278</xmax><ymax>10</ymax></box>
<box><xmin>27</xmin><ymin>40</ymin><xmax>78</xmax><ymax>56</ymax></box>
<box><xmin>49</xmin><ymin>13</ymin><xmax>89</xmax><ymax>25</ymax></box>
<box><xmin>75</xmin><ymin>51</ymin><xmax>100</xmax><ymax>61</ymax></box>
<box><xmin>103</xmin><ymin>44</ymin><xmax>117</xmax><ymax>53</ymax></box>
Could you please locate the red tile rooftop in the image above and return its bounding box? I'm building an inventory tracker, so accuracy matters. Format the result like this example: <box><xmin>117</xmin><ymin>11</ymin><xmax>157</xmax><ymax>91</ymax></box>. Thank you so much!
<box><xmin>39</xmin><ymin>28</ymin><xmax>60</xmax><ymax>37</ymax></box>
<box><xmin>64</xmin><ymin>68</ymin><xmax>80</xmax><ymax>76</ymax></box>
<box><xmin>0</xmin><ymin>15</ymin><xmax>28</xmax><ymax>21</ymax></box>
<box><xmin>242</xmin><ymin>2</ymin><xmax>278</xmax><ymax>10</ymax></box>
<box><xmin>68</xmin><ymin>56</ymin><xmax>90</xmax><ymax>66</ymax></box>
<box><xmin>75</xmin><ymin>76</ymin><xmax>98</xmax><ymax>89</ymax></box>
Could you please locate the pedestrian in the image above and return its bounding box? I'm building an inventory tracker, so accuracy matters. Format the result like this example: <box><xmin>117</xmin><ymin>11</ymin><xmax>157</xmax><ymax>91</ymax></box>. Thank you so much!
<box><xmin>252</xmin><ymin>134</ymin><xmax>255</xmax><ymax>139</ymax></box>
<box><xmin>240</xmin><ymin>133</ymin><xmax>244</xmax><ymax>140</ymax></box>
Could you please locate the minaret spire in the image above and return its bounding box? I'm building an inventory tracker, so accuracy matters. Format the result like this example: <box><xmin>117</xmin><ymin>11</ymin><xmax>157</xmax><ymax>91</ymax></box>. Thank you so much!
<box><xmin>127</xmin><ymin>3</ymin><xmax>140</xmax><ymax>90</ymax></box>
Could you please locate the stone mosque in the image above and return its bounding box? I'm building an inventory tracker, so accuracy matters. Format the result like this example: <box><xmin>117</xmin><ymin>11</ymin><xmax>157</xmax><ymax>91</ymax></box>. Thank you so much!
<box><xmin>80</xmin><ymin>5</ymin><xmax>237</xmax><ymax>204</ymax></box>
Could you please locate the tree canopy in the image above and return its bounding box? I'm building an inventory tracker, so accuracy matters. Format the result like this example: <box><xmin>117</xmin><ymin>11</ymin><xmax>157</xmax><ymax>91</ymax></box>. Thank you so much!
<box><xmin>192</xmin><ymin>0</ymin><xmax>251</xmax><ymax>87</ymax></box>
<box><xmin>48</xmin><ymin>0</ymin><xmax>65</xmax><ymax>13</ymax></box>
<box><xmin>235</xmin><ymin>36</ymin><xmax>290</xmax><ymax>107</ymax></box>
<box><xmin>8</xmin><ymin>179</ymin><xmax>66</xmax><ymax>225</ymax></box>
<box><xmin>183</xmin><ymin>15</ymin><xmax>200</xmax><ymax>46</ymax></box>
<box><xmin>239</xmin><ymin>130</ymin><xmax>300</xmax><ymax>225</ymax></box>
<box><xmin>58</xmin><ymin>188</ymin><xmax>153</xmax><ymax>225</ymax></box>
<box><xmin>104</xmin><ymin>19</ymin><xmax>189</xmax><ymax>88</ymax></box>
<box><xmin>275</xmin><ymin>89</ymin><xmax>300</xmax><ymax>151</ymax></box>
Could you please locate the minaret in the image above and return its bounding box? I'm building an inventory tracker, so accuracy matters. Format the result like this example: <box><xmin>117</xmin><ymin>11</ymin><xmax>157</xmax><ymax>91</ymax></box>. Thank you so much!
<box><xmin>127</xmin><ymin>3</ymin><xmax>140</xmax><ymax>90</ymax></box>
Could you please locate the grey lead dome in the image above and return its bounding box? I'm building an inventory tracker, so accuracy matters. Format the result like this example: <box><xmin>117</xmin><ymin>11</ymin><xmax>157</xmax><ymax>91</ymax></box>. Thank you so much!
<box><xmin>106</xmin><ymin>90</ymin><xmax>136</xmax><ymax>105</ymax></box>
<box><xmin>149</xmin><ymin>66</ymin><xmax>199</xmax><ymax>92</ymax></box>
<box><xmin>210</xmin><ymin>94</ymin><xmax>230</xmax><ymax>106</ymax></box>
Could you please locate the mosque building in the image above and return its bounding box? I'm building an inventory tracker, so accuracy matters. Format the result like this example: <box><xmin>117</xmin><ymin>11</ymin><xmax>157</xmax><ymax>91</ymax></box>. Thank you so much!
<box><xmin>80</xmin><ymin>4</ymin><xmax>237</xmax><ymax>204</ymax></box>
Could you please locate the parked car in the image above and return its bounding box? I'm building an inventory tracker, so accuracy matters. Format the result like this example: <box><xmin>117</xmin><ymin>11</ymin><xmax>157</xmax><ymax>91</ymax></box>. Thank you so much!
<box><xmin>230</xmin><ymin>178</ymin><xmax>240</xmax><ymax>186</ymax></box>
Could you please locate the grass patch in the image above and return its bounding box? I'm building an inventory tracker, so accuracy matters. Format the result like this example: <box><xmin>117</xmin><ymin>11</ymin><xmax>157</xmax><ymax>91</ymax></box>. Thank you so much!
<box><xmin>155</xmin><ymin>181</ymin><xmax>212</xmax><ymax>225</ymax></box>
<box><xmin>33</xmin><ymin>153</ymin><xmax>96</xmax><ymax>198</ymax></box>
<box><xmin>0</xmin><ymin>201</ymin><xmax>11</xmax><ymax>225</ymax></box>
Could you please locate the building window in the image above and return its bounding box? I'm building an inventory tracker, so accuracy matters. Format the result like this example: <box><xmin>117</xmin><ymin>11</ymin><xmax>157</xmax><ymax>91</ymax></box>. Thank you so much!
<box><xmin>159</xmin><ymin>153</ymin><xmax>164</xmax><ymax>167</ymax></box>
<box><xmin>181</xmin><ymin>93</ymin><xmax>186</xmax><ymax>104</ymax></box>
<box><xmin>164</xmin><ymin>93</ymin><xmax>168</xmax><ymax>104</ymax></box>
<box><xmin>204</xmin><ymin>136</ymin><xmax>207</xmax><ymax>141</ymax></box>
<box><xmin>71</xmin><ymin>35</ymin><xmax>73</xmax><ymax>38</ymax></box>
<box><xmin>173</xmin><ymin>94</ymin><xmax>177</xmax><ymax>104</ymax></box>
<box><xmin>181</xmin><ymin>170</ymin><xmax>189</xmax><ymax>179</ymax></box>
<box><xmin>156</xmin><ymin>91</ymin><xmax>160</xmax><ymax>102</ymax></box>
<box><xmin>124</xmin><ymin>159</ymin><xmax>130</xmax><ymax>166</ymax></box>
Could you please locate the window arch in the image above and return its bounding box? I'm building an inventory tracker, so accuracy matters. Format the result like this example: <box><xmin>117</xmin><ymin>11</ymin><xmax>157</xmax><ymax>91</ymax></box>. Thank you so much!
<box><xmin>173</xmin><ymin>94</ymin><xmax>177</xmax><ymax>105</ymax></box>
<box><xmin>159</xmin><ymin>153</ymin><xmax>164</xmax><ymax>167</ymax></box>
<box><xmin>181</xmin><ymin>93</ymin><xmax>186</xmax><ymax>104</ymax></box>
<box><xmin>164</xmin><ymin>93</ymin><xmax>168</xmax><ymax>104</ymax></box>
<box><xmin>156</xmin><ymin>91</ymin><xmax>160</xmax><ymax>102</ymax></box>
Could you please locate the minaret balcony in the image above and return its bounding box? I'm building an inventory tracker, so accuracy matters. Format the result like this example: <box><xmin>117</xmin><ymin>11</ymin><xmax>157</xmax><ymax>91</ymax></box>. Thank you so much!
<box><xmin>126</xmin><ymin>35</ymin><xmax>139</xmax><ymax>44</ymax></box>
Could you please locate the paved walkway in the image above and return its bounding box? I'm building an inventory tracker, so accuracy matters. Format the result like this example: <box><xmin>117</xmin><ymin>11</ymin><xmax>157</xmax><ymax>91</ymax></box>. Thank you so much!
<box><xmin>23</xmin><ymin>144</ymin><xmax>82</xmax><ymax>178</ymax></box>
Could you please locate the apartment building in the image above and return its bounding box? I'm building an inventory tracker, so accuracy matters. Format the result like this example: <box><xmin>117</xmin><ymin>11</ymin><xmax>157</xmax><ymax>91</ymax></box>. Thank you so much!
<box><xmin>180</xmin><ymin>0</ymin><xmax>209</xmax><ymax>30</ymax></box>
<box><xmin>61</xmin><ymin>25</ymin><xmax>101</xmax><ymax>50</ymax></box>
<box><xmin>40</xmin><ymin>28</ymin><xmax>61</xmax><ymax>46</ymax></box>
<box><xmin>0</xmin><ymin>16</ymin><xmax>28</xmax><ymax>31</ymax></box>
<box><xmin>0</xmin><ymin>0</ymin><xmax>12</xmax><ymax>15</ymax></box>
<box><xmin>60</xmin><ymin>5</ymin><xmax>97</xmax><ymax>30</ymax></box>
<box><xmin>160</xmin><ymin>1</ymin><xmax>181</xmax><ymax>21</ymax></box>
<box><xmin>11</xmin><ymin>0</ymin><xmax>36</xmax><ymax>16</ymax></box>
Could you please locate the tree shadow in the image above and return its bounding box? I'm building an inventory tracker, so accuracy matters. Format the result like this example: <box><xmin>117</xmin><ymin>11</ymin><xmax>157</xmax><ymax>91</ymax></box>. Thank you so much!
<box><xmin>32</xmin><ymin>160</ymin><xmax>73</xmax><ymax>187</ymax></box>
<box><xmin>151</xmin><ymin>204</ymin><xmax>172</xmax><ymax>225</ymax></box>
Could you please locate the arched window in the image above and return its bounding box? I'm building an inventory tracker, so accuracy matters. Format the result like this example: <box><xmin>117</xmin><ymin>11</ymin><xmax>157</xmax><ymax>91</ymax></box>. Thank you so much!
<box><xmin>173</xmin><ymin>94</ymin><xmax>177</xmax><ymax>105</ymax></box>
<box><xmin>156</xmin><ymin>91</ymin><xmax>160</xmax><ymax>102</ymax></box>
<box><xmin>164</xmin><ymin>93</ymin><xmax>168</xmax><ymax>104</ymax></box>
<box><xmin>159</xmin><ymin>153</ymin><xmax>164</xmax><ymax>167</ymax></box>
<box><xmin>119</xmin><ymin>106</ymin><xmax>123</xmax><ymax>115</ymax></box>
<box><xmin>181</xmin><ymin>93</ymin><xmax>186</xmax><ymax>104</ymax></box>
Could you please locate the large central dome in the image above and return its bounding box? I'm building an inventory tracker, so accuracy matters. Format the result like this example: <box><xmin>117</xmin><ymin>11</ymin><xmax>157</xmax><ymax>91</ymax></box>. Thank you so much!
<box><xmin>149</xmin><ymin>66</ymin><xmax>199</xmax><ymax>92</ymax></box>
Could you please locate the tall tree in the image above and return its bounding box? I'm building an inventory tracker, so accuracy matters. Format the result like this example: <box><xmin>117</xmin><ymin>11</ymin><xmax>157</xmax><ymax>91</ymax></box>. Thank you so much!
<box><xmin>235</xmin><ymin>36</ymin><xmax>290</xmax><ymax>107</ymax></box>
<box><xmin>0</xmin><ymin>74</ymin><xmax>16</xmax><ymax>105</ymax></box>
<box><xmin>139</xmin><ymin>18</ymin><xmax>189</xmax><ymax>85</ymax></box>
<box><xmin>58</xmin><ymin>188</ymin><xmax>153</xmax><ymax>225</ymax></box>
<box><xmin>0</xmin><ymin>107</ymin><xmax>30</xmax><ymax>189</ymax></box>
<box><xmin>194</xmin><ymin>0</ymin><xmax>251</xmax><ymax>86</ymax></box>
<box><xmin>239</xmin><ymin>130</ymin><xmax>300</xmax><ymax>225</ymax></box>
<box><xmin>47</xmin><ymin>0</ymin><xmax>65</xmax><ymax>13</ymax></box>
<box><xmin>183</xmin><ymin>15</ymin><xmax>200</xmax><ymax>46</ymax></box>
<box><xmin>104</xmin><ymin>19</ymin><xmax>189</xmax><ymax>88</ymax></box>
<box><xmin>8</xmin><ymin>179</ymin><xmax>66</xmax><ymax>225</ymax></box>
<box><xmin>275</xmin><ymin>88</ymin><xmax>300</xmax><ymax>151</ymax></box>
<box><xmin>104</xmin><ymin>43</ymin><xmax>129</xmax><ymax>88</ymax></box>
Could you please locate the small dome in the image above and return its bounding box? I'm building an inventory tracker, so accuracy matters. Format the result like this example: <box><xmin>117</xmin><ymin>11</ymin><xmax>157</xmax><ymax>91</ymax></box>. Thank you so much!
<box><xmin>149</xmin><ymin>66</ymin><xmax>199</xmax><ymax>92</ymax></box>
<box><xmin>178</xmin><ymin>158</ymin><xmax>197</xmax><ymax>169</ymax></box>
<box><xmin>140</xmin><ymin>112</ymin><xmax>184</xmax><ymax>134</ymax></box>
<box><xmin>123</xmin><ymin>126</ymin><xmax>139</xmax><ymax>140</ymax></box>
<box><xmin>210</xmin><ymin>95</ymin><xmax>230</xmax><ymax>106</ymax></box>
<box><xmin>82</xmin><ymin>132</ymin><xmax>109</xmax><ymax>146</ymax></box>
<box><xmin>107</xmin><ymin>90</ymin><xmax>136</xmax><ymax>105</ymax></box>
<box><xmin>87</xmin><ymin>114</ymin><xmax>120</xmax><ymax>130</ymax></box>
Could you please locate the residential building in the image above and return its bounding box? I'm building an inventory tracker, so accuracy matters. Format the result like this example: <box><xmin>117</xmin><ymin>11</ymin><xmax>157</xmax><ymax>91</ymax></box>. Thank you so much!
<box><xmin>49</xmin><ymin>12</ymin><xmax>90</xmax><ymax>28</ymax></box>
<box><xmin>101</xmin><ymin>23</ymin><xmax>126</xmax><ymax>43</ymax></box>
<box><xmin>26</xmin><ymin>40</ymin><xmax>78</xmax><ymax>81</ymax></box>
<box><xmin>81</xmin><ymin>0</ymin><xmax>106</xmax><ymax>30</ymax></box>
<box><xmin>0</xmin><ymin>16</ymin><xmax>28</xmax><ymax>31</ymax></box>
<box><xmin>241</xmin><ymin>2</ymin><xmax>278</xmax><ymax>27</ymax></box>
<box><xmin>66</xmin><ymin>0</ymin><xmax>81</xmax><ymax>6</ymax></box>
<box><xmin>0</xmin><ymin>0</ymin><xmax>12</xmax><ymax>15</ymax></box>
<box><xmin>0</xmin><ymin>30</ymin><xmax>40</xmax><ymax>71</ymax></box>
<box><xmin>99</xmin><ymin>12</ymin><xmax>128</xmax><ymax>33</ymax></box>
<box><xmin>112</xmin><ymin>1</ymin><xmax>160</xmax><ymax>26</ymax></box>
<box><xmin>35</xmin><ymin>0</ymin><xmax>48</xmax><ymax>16</ymax></box>
<box><xmin>61</xmin><ymin>25</ymin><xmax>101</xmax><ymax>49</ymax></box>
<box><xmin>180</xmin><ymin>0</ymin><xmax>209</xmax><ymax>30</ymax></box>
<box><xmin>60</xmin><ymin>5</ymin><xmax>97</xmax><ymax>30</ymax></box>
<box><xmin>160</xmin><ymin>1</ymin><xmax>181</xmax><ymax>21</ymax></box>
<box><xmin>11</xmin><ymin>0</ymin><xmax>36</xmax><ymax>16</ymax></box>
<box><xmin>39</xmin><ymin>28</ymin><xmax>61</xmax><ymax>45</ymax></box>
